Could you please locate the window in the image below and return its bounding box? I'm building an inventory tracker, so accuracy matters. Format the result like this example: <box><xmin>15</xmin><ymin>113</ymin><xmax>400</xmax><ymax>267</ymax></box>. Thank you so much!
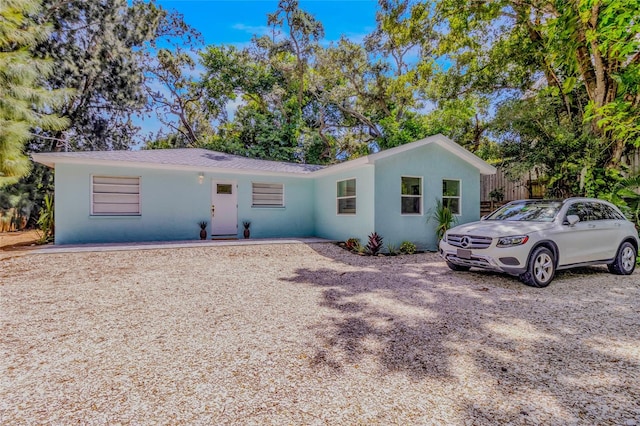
<box><xmin>337</xmin><ymin>179</ymin><xmax>356</xmax><ymax>214</ymax></box>
<box><xmin>443</xmin><ymin>179</ymin><xmax>461</xmax><ymax>215</ymax></box>
<box><xmin>217</xmin><ymin>184</ymin><xmax>233</xmax><ymax>195</ymax></box>
<box><xmin>92</xmin><ymin>176</ymin><xmax>140</xmax><ymax>215</ymax></box>
<box><xmin>252</xmin><ymin>183</ymin><xmax>284</xmax><ymax>207</ymax></box>
<box><xmin>401</xmin><ymin>176</ymin><xmax>422</xmax><ymax>214</ymax></box>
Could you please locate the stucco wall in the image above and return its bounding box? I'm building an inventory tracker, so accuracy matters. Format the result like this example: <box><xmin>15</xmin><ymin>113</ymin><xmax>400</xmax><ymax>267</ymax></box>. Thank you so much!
<box><xmin>313</xmin><ymin>165</ymin><xmax>375</xmax><ymax>244</ymax></box>
<box><xmin>374</xmin><ymin>143</ymin><xmax>481</xmax><ymax>251</ymax></box>
<box><xmin>54</xmin><ymin>164</ymin><xmax>315</xmax><ymax>244</ymax></box>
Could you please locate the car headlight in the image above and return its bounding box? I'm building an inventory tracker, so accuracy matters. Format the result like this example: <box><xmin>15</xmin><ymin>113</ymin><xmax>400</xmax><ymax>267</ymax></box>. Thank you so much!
<box><xmin>497</xmin><ymin>235</ymin><xmax>529</xmax><ymax>247</ymax></box>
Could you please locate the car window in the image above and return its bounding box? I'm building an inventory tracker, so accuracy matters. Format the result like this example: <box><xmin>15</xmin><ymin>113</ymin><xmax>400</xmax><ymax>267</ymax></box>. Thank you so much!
<box><xmin>589</xmin><ymin>202</ymin><xmax>606</xmax><ymax>220</ymax></box>
<box><xmin>566</xmin><ymin>202</ymin><xmax>590</xmax><ymax>221</ymax></box>
<box><xmin>601</xmin><ymin>203</ymin><xmax>625</xmax><ymax>220</ymax></box>
<box><xmin>485</xmin><ymin>201</ymin><xmax>562</xmax><ymax>222</ymax></box>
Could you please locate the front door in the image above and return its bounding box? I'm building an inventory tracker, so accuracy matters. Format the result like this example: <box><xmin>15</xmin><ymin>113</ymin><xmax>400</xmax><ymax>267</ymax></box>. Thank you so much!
<box><xmin>211</xmin><ymin>181</ymin><xmax>237</xmax><ymax>236</ymax></box>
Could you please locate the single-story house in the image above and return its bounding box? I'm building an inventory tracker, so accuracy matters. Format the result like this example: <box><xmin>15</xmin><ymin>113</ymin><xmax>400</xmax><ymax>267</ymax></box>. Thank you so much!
<box><xmin>32</xmin><ymin>134</ymin><xmax>496</xmax><ymax>250</ymax></box>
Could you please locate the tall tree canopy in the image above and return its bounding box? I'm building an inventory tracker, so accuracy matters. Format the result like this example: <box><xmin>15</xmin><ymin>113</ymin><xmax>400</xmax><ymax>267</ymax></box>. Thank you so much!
<box><xmin>0</xmin><ymin>0</ymin><xmax>68</xmax><ymax>187</ymax></box>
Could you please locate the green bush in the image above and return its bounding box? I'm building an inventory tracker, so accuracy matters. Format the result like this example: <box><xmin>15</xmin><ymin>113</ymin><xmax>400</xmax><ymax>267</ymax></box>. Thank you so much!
<box><xmin>399</xmin><ymin>241</ymin><xmax>416</xmax><ymax>255</ymax></box>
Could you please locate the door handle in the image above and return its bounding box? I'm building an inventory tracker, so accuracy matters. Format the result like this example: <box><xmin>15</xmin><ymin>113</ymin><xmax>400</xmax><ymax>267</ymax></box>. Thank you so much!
<box><xmin>211</xmin><ymin>205</ymin><xmax>215</xmax><ymax>217</ymax></box>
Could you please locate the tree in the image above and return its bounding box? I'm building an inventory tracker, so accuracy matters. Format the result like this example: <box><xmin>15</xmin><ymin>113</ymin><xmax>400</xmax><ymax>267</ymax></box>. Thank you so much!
<box><xmin>0</xmin><ymin>0</ymin><xmax>68</xmax><ymax>187</ymax></box>
<box><xmin>35</xmin><ymin>0</ymin><xmax>196</xmax><ymax>152</ymax></box>
<box><xmin>435</xmin><ymin>0</ymin><xmax>640</xmax><ymax>193</ymax></box>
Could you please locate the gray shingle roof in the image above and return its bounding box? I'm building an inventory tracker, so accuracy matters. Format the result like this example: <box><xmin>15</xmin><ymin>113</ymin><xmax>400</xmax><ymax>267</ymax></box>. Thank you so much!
<box><xmin>34</xmin><ymin>148</ymin><xmax>325</xmax><ymax>174</ymax></box>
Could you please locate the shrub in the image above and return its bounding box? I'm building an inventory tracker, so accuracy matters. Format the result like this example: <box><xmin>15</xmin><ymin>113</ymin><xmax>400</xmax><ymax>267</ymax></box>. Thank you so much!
<box><xmin>345</xmin><ymin>237</ymin><xmax>360</xmax><ymax>251</ymax></box>
<box><xmin>399</xmin><ymin>241</ymin><xmax>416</xmax><ymax>255</ymax></box>
<box><xmin>366</xmin><ymin>232</ymin><xmax>383</xmax><ymax>255</ymax></box>
<box><xmin>386</xmin><ymin>242</ymin><xmax>398</xmax><ymax>255</ymax></box>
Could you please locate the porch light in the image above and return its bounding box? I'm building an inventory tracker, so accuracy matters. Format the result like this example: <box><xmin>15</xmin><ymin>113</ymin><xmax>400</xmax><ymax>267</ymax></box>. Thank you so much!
<box><xmin>198</xmin><ymin>172</ymin><xmax>204</xmax><ymax>184</ymax></box>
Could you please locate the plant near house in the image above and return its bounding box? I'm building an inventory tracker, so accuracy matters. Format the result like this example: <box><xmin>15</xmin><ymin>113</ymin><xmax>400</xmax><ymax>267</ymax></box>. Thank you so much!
<box><xmin>399</xmin><ymin>241</ymin><xmax>416</xmax><ymax>255</ymax></box>
<box><xmin>242</xmin><ymin>220</ymin><xmax>251</xmax><ymax>238</ymax></box>
<box><xmin>198</xmin><ymin>221</ymin><xmax>208</xmax><ymax>240</ymax></box>
<box><xmin>386</xmin><ymin>242</ymin><xmax>398</xmax><ymax>256</ymax></box>
<box><xmin>489</xmin><ymin>187</ymin><xmax>504</xmax><ymax>202</ymax></box>
<box><xmin>345</xmin><ymin>238</ymin><xmax>360</xmax><ymax>251</ymax></box>
<box><xmin>427</xmin><ymin>198</ymin><xmax>457</xmax><ymax>242</ymax></box>
<box><xmin>37</xmin><ymin>194</ymin><xmax>54</xmax><ymax>243</ymax></box>
<box><xmin>366</xmin><ymin>232</ymin><xmax>383</xmax><ymax>255</ymax></box>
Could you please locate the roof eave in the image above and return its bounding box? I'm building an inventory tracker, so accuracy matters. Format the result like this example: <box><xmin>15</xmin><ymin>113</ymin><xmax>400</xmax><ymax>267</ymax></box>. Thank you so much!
<box><xmin>30</xmin><ymin>154</ymin><xmax>319</xmax><ymax>178</ymax></box>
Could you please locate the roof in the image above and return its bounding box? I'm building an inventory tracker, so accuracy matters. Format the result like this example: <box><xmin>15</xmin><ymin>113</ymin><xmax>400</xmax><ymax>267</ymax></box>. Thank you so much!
<box><xmin>31</xmin><ymin>134</ymin><xmax>496</xmax><ymax>176</ymax></box>
<box><xmin>312</xmin><ymin>133</ymin><xmax>496</xmax><ymax>176</ymax></box>
<box><xmin>32</xmin><ymin>148</ymin><xmax>325</xmax><ymax>176</ymax></box>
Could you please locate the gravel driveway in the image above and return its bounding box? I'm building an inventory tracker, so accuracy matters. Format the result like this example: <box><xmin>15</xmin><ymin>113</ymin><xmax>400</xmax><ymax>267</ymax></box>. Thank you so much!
<box><xmin>1</xmin><ymin>243</ymin><xmax>639</xmax><ymax>425</ymax></box>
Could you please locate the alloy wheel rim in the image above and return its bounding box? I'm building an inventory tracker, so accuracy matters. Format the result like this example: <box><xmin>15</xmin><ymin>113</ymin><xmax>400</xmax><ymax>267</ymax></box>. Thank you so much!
<box><xmin>534</xmin><ymin>253</ymin><xmax>553</xmax><ymax>283</ymax></box>
<box><xmin>621</xmin><ymin>247</ymin><xmax>635</xmax><ymax>272</ymax></box>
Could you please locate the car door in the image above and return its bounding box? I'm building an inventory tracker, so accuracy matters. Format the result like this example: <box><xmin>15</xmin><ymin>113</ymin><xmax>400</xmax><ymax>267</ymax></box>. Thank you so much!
<box><xmin>554</xmin><ymin>201</ymin><xmax>609</xmax><ymax>265</ymax></box>
<box><xmin>590</xmin><ymin>201</ymin><xmax>626</xmax><ymax>261</ymax></box>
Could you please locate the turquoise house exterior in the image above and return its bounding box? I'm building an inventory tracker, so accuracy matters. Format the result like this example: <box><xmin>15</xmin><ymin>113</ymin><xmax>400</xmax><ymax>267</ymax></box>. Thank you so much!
<box><xmin>32</xmin><ymin>134</ymin><xmax>495</xmax><ymax>250</ymax></box>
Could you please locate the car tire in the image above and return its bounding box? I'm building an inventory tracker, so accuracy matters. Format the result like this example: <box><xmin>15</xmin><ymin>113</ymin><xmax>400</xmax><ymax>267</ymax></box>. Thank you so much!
<box><xmin>446</xmin><ymin>261</ymin><xmax>471</xmax><ymax>272</ymax></box>
<box><xmin>520</xmin><ymin>246</ymin><xmax>555</xmax><ymax>288</ymax></box>
<box><xmin>607</xmin><ymin>242</ymin><xmax>637</xmax><ymax>275</ymax></box>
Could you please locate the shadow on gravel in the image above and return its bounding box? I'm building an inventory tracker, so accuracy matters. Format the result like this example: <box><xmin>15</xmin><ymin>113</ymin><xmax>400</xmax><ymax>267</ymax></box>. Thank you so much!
<box><xmin>285</xmin><ymin>244</ymin><xmax>640</xmax><ymax>424</ymax></box>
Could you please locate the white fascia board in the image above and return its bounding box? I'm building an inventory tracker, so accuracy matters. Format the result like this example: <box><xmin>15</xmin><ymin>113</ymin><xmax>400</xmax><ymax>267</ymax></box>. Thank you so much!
<box><xmin>30</xmin><ymin>154</ymin><xmax>318</xmax><ymax>179</ymax></box>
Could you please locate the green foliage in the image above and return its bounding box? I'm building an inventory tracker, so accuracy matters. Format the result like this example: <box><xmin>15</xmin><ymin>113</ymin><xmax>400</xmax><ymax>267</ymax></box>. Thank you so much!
<box><xmin>386</xmin><ymin>242</ymin><xmax>398</xmax><ymax>255</ymax></box>
<box><xmin>345</xmin><ymin>238</ymin><xmax>361</xmax><ymax>251</ymax></box>
<box><xmin>427</xmin><ymin>198</ymin><xmax>457</xmax><ymax>241</ymax></box>
<box><xmin>37</xmin><ymin>193</ymin><xmax>54</xmax><ymax>243</ymax></box>
<box><xmin>0</xmin><ymin>0</ymin><xmax>68</xmax><ymax>186</ymax></box>
<box><xmin>366</xmin><ymin>232</ymin><xmax>383</xmax><ymax>255</ymax></box>
<box><xmin>599</xmin><ymin>174</ymin><xmax>640</xmax><ymax>227</ymax></box>
<box><xmin>399</xmin><ymin>241</ymin><xmax>416</xmax><ymax>255</ymax></box>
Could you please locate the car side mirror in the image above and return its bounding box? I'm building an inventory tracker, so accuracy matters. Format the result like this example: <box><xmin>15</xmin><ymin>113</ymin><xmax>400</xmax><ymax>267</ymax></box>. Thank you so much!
<box><xmin>566</xmin><ymin>214</ymin><xmax>580</xmax><ymax>226</ymax></box>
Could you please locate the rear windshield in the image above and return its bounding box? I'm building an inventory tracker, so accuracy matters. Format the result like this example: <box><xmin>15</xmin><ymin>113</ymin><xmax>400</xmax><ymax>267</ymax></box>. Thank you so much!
<box><xmin>485</xmin><ymin>201</ymin><xmax>562</xmax><ymax>222</ymax></box>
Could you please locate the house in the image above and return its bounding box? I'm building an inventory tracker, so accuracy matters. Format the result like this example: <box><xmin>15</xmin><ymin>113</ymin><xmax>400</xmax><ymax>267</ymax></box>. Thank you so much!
<box><xmin>32</xmin><ymin>134</ymin><xmax>496</xmax><ymax>250</ymax></box>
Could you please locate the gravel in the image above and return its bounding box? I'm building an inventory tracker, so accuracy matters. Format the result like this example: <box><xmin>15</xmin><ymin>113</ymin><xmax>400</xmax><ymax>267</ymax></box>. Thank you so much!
<box><xmin>1</xmin><ymin>243</ymin><xmax>639</xmax><ymax>425</ymax></box>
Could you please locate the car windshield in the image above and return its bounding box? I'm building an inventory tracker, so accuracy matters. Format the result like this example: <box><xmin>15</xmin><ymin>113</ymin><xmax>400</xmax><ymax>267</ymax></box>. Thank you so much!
<box><xmin>485</xmin><ymin>201</ymin><xmax>562</xmax><ymax>222</ymax></box>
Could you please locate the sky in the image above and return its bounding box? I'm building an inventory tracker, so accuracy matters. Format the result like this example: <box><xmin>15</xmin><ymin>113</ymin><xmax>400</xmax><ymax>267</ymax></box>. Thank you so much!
<box><xmin>136</xmin><ymin>0</ymin><xmax>381</xmax><ymax>140</ymax></box>
<box><xmin>157</xmin><ymin>0</ymin><xmax>379</xmax><ymax>46</ymax></box>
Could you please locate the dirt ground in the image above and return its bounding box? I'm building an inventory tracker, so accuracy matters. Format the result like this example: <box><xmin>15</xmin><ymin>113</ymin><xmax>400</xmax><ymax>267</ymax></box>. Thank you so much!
<box><xmin>1</xmin><ymin>243</ymin><xmax>639</xmax><ymax>424</ymax></box>
<box><xmin>0</xmin><ymin>230</ymin><xmax>42</xmax><ymax>259</ymax></box>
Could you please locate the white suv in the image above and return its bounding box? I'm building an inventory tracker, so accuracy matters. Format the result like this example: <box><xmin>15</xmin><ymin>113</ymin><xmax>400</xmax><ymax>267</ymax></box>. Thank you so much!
<box><xmin>439</xmin><ymin>198</ymin><xmax>639</xmax><ymax>287</ymax></box>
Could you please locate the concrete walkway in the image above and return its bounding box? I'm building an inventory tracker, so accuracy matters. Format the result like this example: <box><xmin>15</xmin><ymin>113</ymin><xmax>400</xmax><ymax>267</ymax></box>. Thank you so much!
<box><xmin>31</xmin><ymin>237</ymin><xmax>335</xmax><ymax>254</ymax></box>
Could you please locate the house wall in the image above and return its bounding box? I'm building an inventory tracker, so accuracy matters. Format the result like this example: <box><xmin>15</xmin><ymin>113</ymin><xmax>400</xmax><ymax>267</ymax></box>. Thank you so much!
<box><xmin>54</xmin><ymin>164</ymin><xmax>314</xmax><ymax>244</ymax></box>
<box><xmin>313</xmin><ymin>165</ymin><xmax>375</xmax><ymax>244</ymax></box>
<box><xmin>374</xmin><ymin>143</ymin><xmax>481</xmax><ymax>251</ymax></box>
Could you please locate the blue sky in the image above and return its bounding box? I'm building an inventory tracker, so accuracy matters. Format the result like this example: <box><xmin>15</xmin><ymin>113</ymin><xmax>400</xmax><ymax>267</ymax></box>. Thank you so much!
<box><xmin>157</xmin><ymin>0</ymin><xmax>379</xmax><ymax>46</ymax></box>
<box><xmin>136</xmin><ymin>1</ymin><xmax>380</xmax><ymax>141</ymax></box>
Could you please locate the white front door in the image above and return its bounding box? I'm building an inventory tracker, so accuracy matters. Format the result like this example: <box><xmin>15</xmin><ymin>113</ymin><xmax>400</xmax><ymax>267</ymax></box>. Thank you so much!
<box><xmin>211</xmin><ymin>180</ymin><xmax>237</xmax><ymax>236</ymax></box>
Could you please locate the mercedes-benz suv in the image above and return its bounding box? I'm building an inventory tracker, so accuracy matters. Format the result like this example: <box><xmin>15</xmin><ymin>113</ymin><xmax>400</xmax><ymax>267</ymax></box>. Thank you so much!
<box><xmin>439</xmin><ymin>198</ymin><xmax>639</xmax><ymax>287</ymax></box>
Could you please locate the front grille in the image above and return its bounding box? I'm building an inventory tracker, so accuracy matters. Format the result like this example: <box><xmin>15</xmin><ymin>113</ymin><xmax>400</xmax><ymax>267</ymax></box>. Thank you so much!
<box><xmin>447</xmin><ymin>234</ymin><xmax>493</xmax><ymax>249</ymax></box>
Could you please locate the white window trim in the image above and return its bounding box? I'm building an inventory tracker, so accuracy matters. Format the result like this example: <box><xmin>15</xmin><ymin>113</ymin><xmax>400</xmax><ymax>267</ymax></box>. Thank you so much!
<box><xmin>442</xmin><ymin>178</ymin><xmax>462</xmax><ymax>216</ymax></box>
<box><xmin>401</xmin><ymin>175</ymin><xmax>423</xmax><ymax>216</ymax></box>
<box><xmin>336</xmin><ymin>177</ymin><xmax>357</xmax><ymax>215</ymax></box>
<box><xmin>251</xmin><ymin>182</ymin><xmax>285</xmax><ymax>208</ymax></box>
<box><xmin>91</xmin><ymin>175</ymin><xmax>141</xmax><ymax>216</ymax></box>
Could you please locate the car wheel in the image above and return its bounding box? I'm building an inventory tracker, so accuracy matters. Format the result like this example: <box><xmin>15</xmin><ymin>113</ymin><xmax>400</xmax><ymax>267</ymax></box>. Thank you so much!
<box><xmin>607</xmin><ymin>242</ymin><xmax>637</xmax><ymax>275</ymax></box>
<box><xmin>446</xmin><ymin>261</ymin><xmax>471</xmax><ymax>272</ymax></box>
<box><xmin>520</xmin><ymin>246</ymin><xmax>555</xmax><ymax>288</ymax></box>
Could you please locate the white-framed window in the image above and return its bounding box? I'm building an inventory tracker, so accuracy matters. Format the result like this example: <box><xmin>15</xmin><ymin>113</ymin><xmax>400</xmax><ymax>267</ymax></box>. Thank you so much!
<box><xmin>401</xmin><ymin>176</ymin><xmax>422</xmax><ymax>214</ymax></box>
<box><xmin>443</xmin><ymin>179</ymin><xmax>461</xmax><ymax>215</ymax></box>
<box><xmin>252</xmin><ymin>182</ymin><xmax>284</xmax><ymax>207</ymax></box>
<box><xmin>337</xmin><ymin>178</ymin><xmax>356</xmax><ymax>214</ymax></box>
<box><xmin>91</xmin><ymin>176</ymin><xmax>140</xmax><ymax>216</ymax></box>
